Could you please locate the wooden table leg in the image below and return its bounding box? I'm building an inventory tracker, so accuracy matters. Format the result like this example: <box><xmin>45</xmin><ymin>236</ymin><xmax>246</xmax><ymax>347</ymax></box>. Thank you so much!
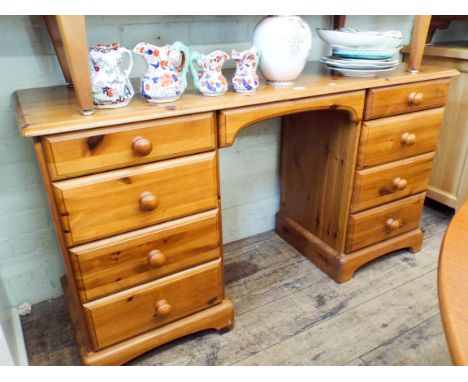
<box><xmin>44</xmin><ymin>16</ymin><xmax>73</xmax><ymax>87</ymax></box>
<box><xmin>408</xmin><ymin>15</ymin><xmax>432</xmax><ymax>73</ymax></box>
<box><xmin>56</xmin><ymin>15</ymin><xmax>95</xmax><ymax>115</ymax></box>
<box><xmin>333</xmin><ymin>15</ymin><xmax>346</xmax><ymax>30</ymax></box>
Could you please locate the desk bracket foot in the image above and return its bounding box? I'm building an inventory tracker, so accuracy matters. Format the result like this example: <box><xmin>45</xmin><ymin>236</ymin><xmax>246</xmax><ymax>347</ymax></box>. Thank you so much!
<box><xmin>276</xmin><ymin>212</ymin><xmax>424</xmax><ymax>283</ymax></box>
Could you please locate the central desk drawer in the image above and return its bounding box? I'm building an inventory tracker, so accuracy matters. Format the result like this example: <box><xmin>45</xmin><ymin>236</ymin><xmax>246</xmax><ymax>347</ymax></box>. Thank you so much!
<box><xmin>43</xmin><ymin>112</ymin><xmax>216</xmax><ymax>180</ymax></box>
<box><xmin>351</xmin><ymin>152</ymin><xmax>434</xmax><ymax>213</ymax></box>
<box><xmin>83</xmin><ymin>259</ymin><xmax>223</xmax><ymax>350</ymax></box>
<box><xmin>71</xmin><ymin>209</ymin><xmax>221</xmax><ymax>302</ymax></box>
<box><xmin>357</xmin><ymin>108</ymin><xmax>444</xmax><ymax>168</ymax></box>
<box><xmin>53</xmin><ymin>151</ymin><xmax>219</xmax><ymax>245</ymax></box>
<box><xmin>364</xmin><ymin>78</ymin><xmax>450</xmax><ymax>120</ymax></box>
<box><xmin>346</xmin><ymin>193</ymin><xmax>425</xmax><ymax>253</ymax></box>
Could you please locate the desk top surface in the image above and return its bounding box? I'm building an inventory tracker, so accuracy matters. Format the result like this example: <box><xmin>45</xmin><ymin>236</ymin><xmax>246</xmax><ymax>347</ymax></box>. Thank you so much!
<box><xmin>438</xmin><ymin>201</ymin><xmax>468</xmax><ymax>365</ymax></box>
<box><xmin>15</xmin><ymin>61</ymin><xmax>458</xmax><ymax>137</ymax></box>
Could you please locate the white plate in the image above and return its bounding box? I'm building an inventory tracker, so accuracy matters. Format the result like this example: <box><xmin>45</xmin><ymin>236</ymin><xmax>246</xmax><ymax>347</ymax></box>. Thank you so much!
<box><xmin>316</xmin><ymin>28</ymin><xmax>403</xmax><ymax>50</ymax></box>
<box><xmin>320</xmin><ymin>56</ymin><xmax>400</xmax><ymax>66</ymax></box>
<box><xmin>327</xmin><ymin>66</ymin><xmax>397</xmax><ymax>77</ymax></box>
<box><xmin>326</xmin><ymin>62</ymin><xmax>399</xmax><ymax>70</ymax></box>
<box><xmin>320</xmin><ymin>56</ymin><xmax>399</xmax><ymax>69</ymax></box>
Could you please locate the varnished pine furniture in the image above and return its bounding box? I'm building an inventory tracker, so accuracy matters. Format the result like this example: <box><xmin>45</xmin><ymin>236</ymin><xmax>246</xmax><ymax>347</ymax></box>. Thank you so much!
<box><xmin>402</xmin><ymin>43</ymin><xmax>468</xmax><ymax>209</ymax></box>
<box><xmin>15</xmin><ymin>62</ymin><xmax>457</xmax><ymax>365</ymax></box>
<box><xmin>438</xmin><ymin>200</ymin><xmax>468</xmax><ymax>365</ymax></box>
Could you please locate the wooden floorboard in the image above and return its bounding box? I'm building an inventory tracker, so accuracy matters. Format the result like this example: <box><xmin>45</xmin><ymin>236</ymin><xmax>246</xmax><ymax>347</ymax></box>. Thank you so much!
<box><xmin>359</xmin><ymin>314</ymin><xmax>451</xmax><ymax>366</ymax></box>
<box><xmin>20</xmin><ymin>203</ymin><xmax>454</xmax><ymax>365</ymax></box>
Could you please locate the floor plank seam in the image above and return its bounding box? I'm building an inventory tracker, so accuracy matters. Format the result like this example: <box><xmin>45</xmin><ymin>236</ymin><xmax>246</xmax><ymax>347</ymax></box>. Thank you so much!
<box><xmin>229</xmin><ymin>268</ymin><xmax>440</xmax><ymax>366</ymax></box>
<box><xmin>232</xmin><ymin>260</ymin><xmax>319</xmax><ymax>316</ymax></box>
<box><xmin>352</xmin><ymin>312</ymin><xmax>442</xmax><ymax>363</ymax></box>
<box><xmin>235</xmin><ymin>248</ymin><xmax>440</xmax><ymax>320</ymax></box>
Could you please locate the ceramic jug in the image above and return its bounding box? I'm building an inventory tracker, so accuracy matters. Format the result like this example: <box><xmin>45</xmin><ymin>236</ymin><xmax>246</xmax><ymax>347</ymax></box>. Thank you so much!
<box><xmin>189</xmin><ymin>50</ymin><xmax>230</xmax><ymax>96</ymax></box>
<box><xmin>88</xmin><ymin>43</ymin><xmax>134</xmax><ymax>108</ymax></box>
<box><xmin>231</xmin><ymin>47</ymin><xmax>260</xmax><ymax>94</ymax></box>
<box><xmin>133</xmin><ymin>41</ymin><xmax>189</xmax><ymax>103</ymax></box>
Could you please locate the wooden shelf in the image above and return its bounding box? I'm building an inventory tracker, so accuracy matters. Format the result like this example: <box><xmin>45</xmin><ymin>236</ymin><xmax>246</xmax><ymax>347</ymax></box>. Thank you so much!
<box><xmin>15</xmin><ymin>62</ymin><xmax>458</xmax><ymax>138</ymax></box>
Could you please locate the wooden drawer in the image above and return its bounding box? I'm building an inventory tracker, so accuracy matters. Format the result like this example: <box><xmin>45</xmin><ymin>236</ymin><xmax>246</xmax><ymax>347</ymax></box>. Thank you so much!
<box><xmin>71</xmin><ymin>209</ymin><xmax>221</xmax><ymax>302</ymax></box>
<box><xmin>357</xmin><ymin>108</ymin><xmax>444</xmax><ymax>168</ymax></box>
<box><xmin>83</xmin><ymin>259</ymin><xmax>223</xmax><ymax>350</ymax></box>
<box><xmin>43</xmin><ymin>113</ymin><xmax>216</xmax><ymax>180</ymax></box>
<box><xmin>351</xmin><ymin>152</ymin><xmax>434</xmax><ymax>213</ymax></box>
<box><xmin>364</xmin><ymin>78</ymin><xmax>450</xmax><ymax>120</ymax></box>
<box><xmin>345</xmin><ymin>193</ymin><xmax>425</xmax><ymax>253</ymax></box>
<box><xmin>53</xmin><ymin>151</ymin><xmax>218</xmax><ymax>246</ymax></box>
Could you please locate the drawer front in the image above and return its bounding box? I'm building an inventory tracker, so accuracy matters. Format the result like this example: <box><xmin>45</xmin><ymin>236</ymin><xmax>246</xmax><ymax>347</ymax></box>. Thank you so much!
<box><xmin>346</xmin><ymin>193</ymin><xmax>425</xmax><ymax>253</ymax></box>
<box><xmin>357</xmin><ymin>108</ymin><xmax>444</xmax><ymax>168</ymax></box>
<box><xmin>364</xmin><ymin>79</ymin><xmax>450</xmax><ymax>120</ymax></box>
<box><xmin>43</xmin><ymin>113</ymin><xmax>216</xmax><ymax>180</ymax></box>
<box><xmin>71</xmin><ymin>209</ymin><xmax>221</xmax><ymax>302</ymax></box>
<box><xmin>53</xmin><ymin>151</ymin><xmax>218</xmax><ymax>245</ymax></box>
<box><xmin>351</xmin><ymin>152</ymin><xmax>434</xmax><ymax>213</ymax></box>
<box><xmin>83</xmin><ymin>259</ymin><xmax>223</xmax><ymax>349</ymax></box>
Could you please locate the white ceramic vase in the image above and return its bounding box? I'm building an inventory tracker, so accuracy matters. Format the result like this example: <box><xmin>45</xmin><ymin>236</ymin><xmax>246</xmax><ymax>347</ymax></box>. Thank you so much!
<box><xmin>252</xmin><ymin>15</ymin><xmax>312</xmax><ymax>86</ymax></box>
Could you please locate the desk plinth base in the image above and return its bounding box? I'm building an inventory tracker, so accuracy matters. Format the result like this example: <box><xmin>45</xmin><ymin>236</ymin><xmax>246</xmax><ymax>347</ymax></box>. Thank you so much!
<box><xmin>62</xmin><ymin>277</ymin><xmax>234</xmax><ymax>366</ymax></box>
<box><xmin>276</xmin><ymin>212</ymin><xmax>424</xmax><ymax>283</ymax></box>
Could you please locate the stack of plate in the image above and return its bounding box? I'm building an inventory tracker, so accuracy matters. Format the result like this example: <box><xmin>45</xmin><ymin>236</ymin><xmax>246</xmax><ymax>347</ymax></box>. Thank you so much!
<box><xmin>316</xmin><ymin>28</ymin><xmax>403</xmax><ymax>77</ymax></box>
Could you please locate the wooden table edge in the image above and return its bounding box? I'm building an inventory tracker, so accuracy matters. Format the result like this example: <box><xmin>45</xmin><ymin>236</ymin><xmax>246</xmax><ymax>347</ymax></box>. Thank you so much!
<box><xmin>438</xmin><ymin>201</ymin><xmax>468</xmax><ymax>365</ymax></box>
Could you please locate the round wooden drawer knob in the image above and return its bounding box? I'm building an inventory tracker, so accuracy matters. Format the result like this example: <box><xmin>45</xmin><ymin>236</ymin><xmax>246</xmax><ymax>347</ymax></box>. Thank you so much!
<box><xmin>408</xmin><ymin>92</ymin><xmax>424</xmax><ymax>106</ymax></box>
<box><xmin>392</xmin><ymin>177</ymin><xmax>408</xmax><ymax>191</ymax></box>
<box><xmin>139</xmin><ymin>192</ymin><xmax>159</xmax><ymax>211</ymax></box>
<box><xmin>155</xmin><ymin>299</ymin><xmax>172</xmax><ymax>317</ymax></box>
<box><xmin>132</xmin><ymin>136</ymin><xmax>153</xmax><ymax>156</ymax></box>
<box><xmin>148</xmin><ymin>249</ymin><xmax>166</xmax><ymax>267</ymax></box>
<box><xmin>401</xmin><ymin>132</ymin><xmax>416</xmax><ymax>146</ymax></box>
<box><xmin>385</xmin><ymin>218</ymin><xmax>401</xmax><ymax>231</ymax></box>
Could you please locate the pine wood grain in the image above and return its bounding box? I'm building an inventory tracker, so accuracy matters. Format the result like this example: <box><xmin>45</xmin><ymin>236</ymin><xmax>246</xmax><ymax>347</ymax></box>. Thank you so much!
<box><xmin>357</xmin><ymin>108</ymin><xmax>444</xmax><ymax>168</ymax></box>
<box><xmin>364</xmin><ymin>78</ymin><xmax>450</xmax><ymax>120</ymax></box>
<box><xmin>408</xmin><ymin>16</ymin><xmax>432</xmax><ymax>72</ymax></box>
<box><xmin>83</xmin><ymin>259</ymin><xmax>224</xmax><ymax>349</ymax></box>
<box><xmin>43</xmin><ymin>16</ymin><xmax>72</xmax><ymax>85</ymax></box>
<box><xmin>55</xmin><ymin>16</ymin><xmax>94</xmax><ymax>113</ymax></box>
<box><xmin>218</xmin><ymin>91</ymin><xmax>364</xmax><ymax>147</ymax></box>
<box><xmin>346</xmin><ymin>193</ymin><xmax>426</xmax><ymax>253</ymax></box>
<box><xmin>32</xmin><ymin>139</ymin><xmax>94</xmax><ymax>352</ymax></box>
<box><xmin>410</xmin><ymin>54</ymin><xmax>468</xmax><ymax>209</ymax></box>
<box><xmin>71</xmin><ymin>209</ymin><xmax>221</xmax><ymax>302</ymax></box>
<box><xmin>43</xmin><ymin>112</ymin><xmax>216</xmax><ymax>180</ymax></box>
<box><xmin>14</xmin><ymin>62</ymin><xmax>458</xmax><ymax>137</ymax></box>
<box><xmin>52</xmin><ymin>151</ymin><xmax>219</xmax><ymax>245</ymax></box>
<box><xmin>339</xmin><ymin>229</ymin><xmax>424</xmax><ymax>282</ymax></box>
<box><xmin>351</xmin><ymin>152</ymin><xmax>435</xmax><ymax>213</ymax></box>
<box><xmin>280</xmin><ymin>110</ymin><xmax>361</xmax><ymax>252</ymax></box>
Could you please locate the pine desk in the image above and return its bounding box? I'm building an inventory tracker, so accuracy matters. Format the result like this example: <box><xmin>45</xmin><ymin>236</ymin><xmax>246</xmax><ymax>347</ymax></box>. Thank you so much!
<box><xmin>15</xmin><ymin>62</ymin><xmax>458</xmax><ymax>365</ymax></box>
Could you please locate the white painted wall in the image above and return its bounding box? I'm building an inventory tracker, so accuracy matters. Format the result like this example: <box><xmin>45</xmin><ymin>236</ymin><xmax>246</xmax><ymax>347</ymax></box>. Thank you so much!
<box><xmin>0</xmin><ymin>279</ymin><xmax>15</xmax><ymax>365</ymax></box>
<box><xmin>0</xmin><ymin>15</ymin><xmax>417</xmax><ymax>306</ymax></box>
<box><xmin>0</xmin><ymin>277</ymin><xmax>27</xmax><ymax>365</ymax></box>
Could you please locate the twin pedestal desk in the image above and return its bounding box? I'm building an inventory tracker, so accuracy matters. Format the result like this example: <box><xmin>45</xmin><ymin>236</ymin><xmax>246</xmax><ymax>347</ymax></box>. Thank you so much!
<box><xmin>15</xmin><ymin>62</ymin><xmax>458</xmax><ymax>365</ymax></box>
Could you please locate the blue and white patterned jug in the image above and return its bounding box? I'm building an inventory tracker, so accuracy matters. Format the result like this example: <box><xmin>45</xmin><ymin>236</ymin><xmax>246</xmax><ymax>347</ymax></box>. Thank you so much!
<box><xmin>231</xmin><ymin>47</ymin><xmax>260</xmax><ymax>94</ymax></box>
<box><xmin>134</xmin><ymin>41</ymin><xmax>189</xmax><ymax>103</ymax></box>
<box><xmin>189</xmin><ymin>50</ymin><xmax>230</xmax><ymax>96</ymax></box>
